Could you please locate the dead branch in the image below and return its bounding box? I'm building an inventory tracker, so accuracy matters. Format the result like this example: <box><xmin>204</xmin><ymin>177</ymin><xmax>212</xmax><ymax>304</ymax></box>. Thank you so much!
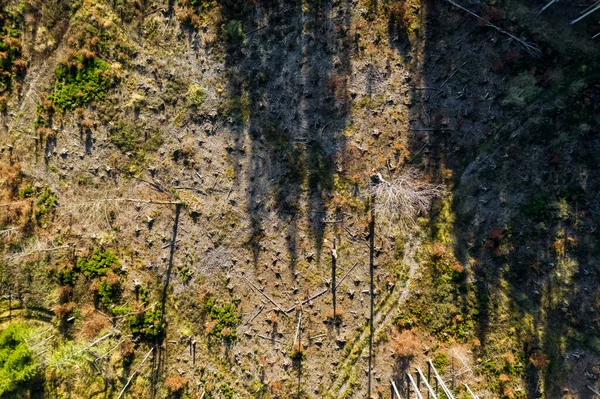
<box><xmin>294</xmin><ymin>310</ymin><xmax>302</xmax><ymax>345</ymax></box>
<box><xmin>94</xmin><ymin>339</ymin><xmax>127</xmax><ymax>362</ymax></box>
<box><xmin>286</xmin><ymin>288</ymin><xmax>329</xmax><ymax>313</ymax></box>
<box><xmin>8</xmin><ymin>243</ymin><xmax>72</xmax><ymax>261</ymax></box>
<box><xmin>537</xmin><ymin>0</ymin><xmax>559</xmax><ymax>16</ymax></box>
<box><xmin>587</xmin><ymin>385</ymin><xmax>600</xmax><ymax>398</ymax></box>
<box><xmin>54</xmin><ymin>332</ymin><xmax>114</xmax><ymax>366</ymax></box>
<box><xmin>0</xmin><ymin>227</ymin><xmax>18</xmax><ymax>237</ymax></box>
<box><xmin>445</xmin><ymin>0</ymin><xmax>542</xmax><ymax>57</ymax></box>
<box><xmin>335</xmin><ymin>261</ymin><xmax>361</xmax><ymax>289</ymax></box>
<box><xmin>93</xmin><ymin>198</ymin><xmax>183</xmax><ymax>205</ymax></box>
<box><xmin>256</xmin><ymin>334</ymin><xmax>285</xmax><ymax>344</ymax></box>
<box><xmin>440</xmin><ymin>61</ymin><xmax>468</xmax><ymax>88</ymax></box>
<box><xmin>243</xmin><ymin>276</ymin><xmax>289</xmax><ymax>317</ymax></box>
<box><xmin>245</xmin><ymin>305</ymin><xmax>264</xmax><ymax>325</ymax></box>
<box><xmin>571</xmin><ymin>1</ymin><xmax>600</xmax><ymax>24</ymax></box>
<box><xmin>112</xmin><ymin>303</ymin><xmax>158</xmax><ymax>320</ymax></box>
<box><xmin>0</xmin><ymin>201</ymin><xmax>29</xmax><ymax>207</ymax></box>
<box><xmin>117</xmin><ymin>346</ymin><xmax>155</xmax><ymax>399</ymax></box>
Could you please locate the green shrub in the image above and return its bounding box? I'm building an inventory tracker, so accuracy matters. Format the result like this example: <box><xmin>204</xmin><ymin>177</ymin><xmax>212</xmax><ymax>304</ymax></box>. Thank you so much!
<box><xmin>190</xmin><ymin>0</ymin><xmax>216</xmax><ymax>9</ymax></box>
<box><xmin>0</xmin><ymin>5</ymin><xmax>27</xmax><ymax>101</ymax></box>
<box><xmin>429</xmin><ymin>242</ymin><xmax>465</xmax><ymax>283</ymax></box>
<box><xmin>18</xmin><ymin>184</ymin><xmax>35</xmax><ymax>199</ymax></box>
<box><xmin>35</xmin><ymin>188</ymin><xmax>58</xmax><ymax>216</ymax></box>
<box><xmin>218</xmin><ymin>93</ymin><xmax>249</xmax><ymax>123</ymax></box>
<box><xmin>220</xmin><ymin>383</ymin><xmax>234</xmax><ymax>399</ymax></box>
<box><xmin>50</xmin><ymin>57</ymin><xmax>112</xmax><ymax>111</ymax></box>
<box><xmin>432</xmin><ymin>352</ymin><xmax>449</xmax><ymax>373</ymax></box>
<box><xmin>186</xmin><ymin>83</ymin><xmax>205</xmax><ymax>108</ymax></box>
<box><xmin>139</xmin><ymin>286</ymin><xmax>150</xmax><ymax>305</ymax></box>
<box><xmin>0</xmin><ymin>324</ymin><xmax>38</xmax><ymax>396</ymax></box>
<box><xmin>205</xmin><ymin>297</ymin><xmax>241</xmax><ymax>341</ymax></box>
<box><xmin>98</xmin><ymin>280</ymin><xmax>116</xmax><ymax>307</ymax></box>
<box><xmin>128</xmin><ymin>308</ymin><xmax>165</xmax><ymax>339</ymax></box>
<box><xmin>52</xmin><ymin>266</ymin><xmax>77</xmax><ymax>286</ymax></box>
<box><xmin>226</xmin><ymin>20</ymin><xmax>245</xmax><ymax>42</ymax></box>
<box><xmin>112</xmin><ymin>305</ymin><xmax>132</xmax><ymax>316</ymax></box>
<box><xmin>177</xmin><ymin>266</ymin><xmax>193</xmax><ymax>283</ymax></box>
<box><xmin>76</xmin><ymin>248</ymin><xmax>122</xmax><ymax>278</ymax></box>
<box><xmin>522</xmin><ymin>198</ymin><xmax>550</xmax><ymax>222</ymax></box>
<box><xmin>501</xmin><ymin>72</ymin><xmax>541</xmax><ymax>108</ymax></box>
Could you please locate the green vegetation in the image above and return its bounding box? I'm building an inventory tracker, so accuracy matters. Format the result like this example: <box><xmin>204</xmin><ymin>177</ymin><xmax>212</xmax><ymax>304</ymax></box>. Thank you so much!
<box><xmin>186</xmin><ymin>83</ymin><xmax>206</xmax><ymax>108</ymax></box>
<box><xmin>396</xmin><ymin>242</ymin><xmax>475</xmax><ymax>341</ymax></box>
<box><xmin>35</xmin><ymin>188</ymin><xmax>58</xmax><ymax>217</ymax></box>
<box><xmin>17</xmin><ymin>184</ymin><xmax>35</xmax><ymax>199</ymax></box>
<box><xmin>522</xmin><ymin>198</ymin><xmax>550</xmax><ymax>222</ymax></box>
<box><xmin>204</xmin><ymin>297</ymin><xmax>241</xmax><ymax>341</ymax></box>
<box><xmin>226</xmin><ymin>20</ymin><xmax>244</xmax><ymax>42</ymax></box>
<box><xmin>220</xmin><ymin>383</ymin><xmax>234</xmax><ymax>399</ymax></box>
<box><xmin>139</xmin><ymin>286</ymin><xmax>150</xmax><ymax>305</ymax></box>
<box><xmin>177</xmin><ymin>266</ymin><xmax>193</xmax><ymax>283</ymax></box>
<box><xmin>52</xmin><ymin>266</ymin><xmax>77</xmax><ymax>286</ymax></box>
<box><xmin>432</xmin><ymin>352</ymin><xmax>449</xmax><ymax>373</ymax></box>
<box><xmin>98</xmin><ymin>280</ymin><xmax>116</xmax><ymax>307</ymax></box>
<box><xmin>0</xmin><ymin>324</ymin><xmax>38</xmax><ymax>396</ymax></box>
<box><xmin>108</xmin><ymin>121</ymin><xmax>164</xmax><ymax>170</ymax></box>
<box><xmin>289</xmin><ymin>342</ymin><xmax>306</xmax><ymax>361</ymax></box>
<box><xmin>218</xmin><ymin>92</ymin><xmax>250</xmax><ymax>124</ymax></box>
<box><xmin>0</xmin><ymin>3</ymin><xmax>27</xmax><ymax>109</ymax></box>
<box><xmin>76</xmin><ymin>248</ymin><xmax>122</xmax><ymax>279</ymax></box>
<box><xmin>501</xmin><ymin>72</ymin><xmax>542</xmax><ymax>108</ymax></box>
<box><xmin>128</xmin><ymin>308</ymin><xmax>165</xmax><ymax>339</ymax></box>
<box><xmin>190</xmin><ymin>0</ymin><xmax>216</xmax><ymax>9</ymax></box>
<box><xmin>50</xmin><ymin>57</ymin><xmax>112</xmax><ymax>111</ymax></box>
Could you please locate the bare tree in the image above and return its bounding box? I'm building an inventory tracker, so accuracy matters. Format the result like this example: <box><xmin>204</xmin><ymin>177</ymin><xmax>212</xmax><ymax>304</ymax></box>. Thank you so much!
<box><xmin>367</xmin><ymin>169</ymin><xmax>442</xmax><ymax>230</ymax></box>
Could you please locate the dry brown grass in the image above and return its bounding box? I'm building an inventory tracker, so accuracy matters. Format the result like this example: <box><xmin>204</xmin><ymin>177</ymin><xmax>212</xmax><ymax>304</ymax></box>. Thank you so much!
<box><xmin>267</xmin><ymin>311</ymin><xmax>279</xmax><ymax>325</ymax></box>
<box><xmin>269</xmin><ymin>380</ymin><xmax>282</xmax><ymax>396</ymax></box>
<box><xmin>120</xmin><ymin>340</ymin><xmax>135</xmax><ymax>360</ymax></box>
<box><xmin>391</xmin><ymin>329</ymin><xmax>419</xmax><ymax>358</ymax></box>
<box><xmin>324</xmin><ymin>307</ymin><xmax>344</xmax><ymax>324</ymax></box>
<box><xmin>221</xmin><ymin>327</ymin><xmax>232</xmax><ymax>338</ymax></box>
<box><xmin>57</xmin><ymin>285</ymin><xmax>73</xmax><ymax>303</ymax></box>
<box><xmin>529</xmin><ymin>352</ymin><xmax>550</xmax><ymax>369</ymax></box>
<box><xmin>164</xmin><ymin>375</ymin><xmax>187</xmax><ymax>393</ymax></box>
<box><xmin>81</xmin><ymin>308</ymin><xmax>110</xmax><ymax>339</ymax></box>
<box><xmin>290</xmin><ymin>341</ymin><xmax>305</xmax><ymax>360</ymax></box>
<box><xmin>53</xmin><ymin>302</ymin><xmax>75</xmax><ymax>319</ymax></box>
<box><xmin>503</xmin><ymin>351</ymin><xmax>516</xmax><ymax>366</ymax></box>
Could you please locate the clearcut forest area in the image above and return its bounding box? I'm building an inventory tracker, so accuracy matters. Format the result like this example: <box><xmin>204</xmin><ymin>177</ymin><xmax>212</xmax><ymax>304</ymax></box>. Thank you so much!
<box><xmin>1</xmin><ymin>0</ymin><xmax>600</xmax><ymax>398</ymax></box>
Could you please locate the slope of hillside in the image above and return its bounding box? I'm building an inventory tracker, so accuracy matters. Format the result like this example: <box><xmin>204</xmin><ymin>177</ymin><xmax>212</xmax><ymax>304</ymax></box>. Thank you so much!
<box><xmin>1</xmin><ymin>0</ymin><xmax>600</xmax><ymax>398</ymax></box>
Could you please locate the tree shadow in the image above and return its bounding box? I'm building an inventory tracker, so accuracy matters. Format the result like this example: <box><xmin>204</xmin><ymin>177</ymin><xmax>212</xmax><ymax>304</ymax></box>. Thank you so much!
<box><xmin>400</xmin><ymin>0</ymin><xmax>600</xmax><ymax>396</ymax></box>
<box><xmin>218</xmin><ymin>0</ymin><xmax>351</xmax><ymax>277</ymax></box>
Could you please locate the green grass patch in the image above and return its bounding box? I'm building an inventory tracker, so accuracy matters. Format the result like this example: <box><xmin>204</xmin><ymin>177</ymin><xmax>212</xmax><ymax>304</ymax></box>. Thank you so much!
<box><xmin>0</xmin><ymin>324</ymin><xmax>38</xmax><ymax>397</ymax></box>
<box><xmin>108</xmin><ymin>121</ymin><xmax>163</xmax><ymax>171</ymax></box>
